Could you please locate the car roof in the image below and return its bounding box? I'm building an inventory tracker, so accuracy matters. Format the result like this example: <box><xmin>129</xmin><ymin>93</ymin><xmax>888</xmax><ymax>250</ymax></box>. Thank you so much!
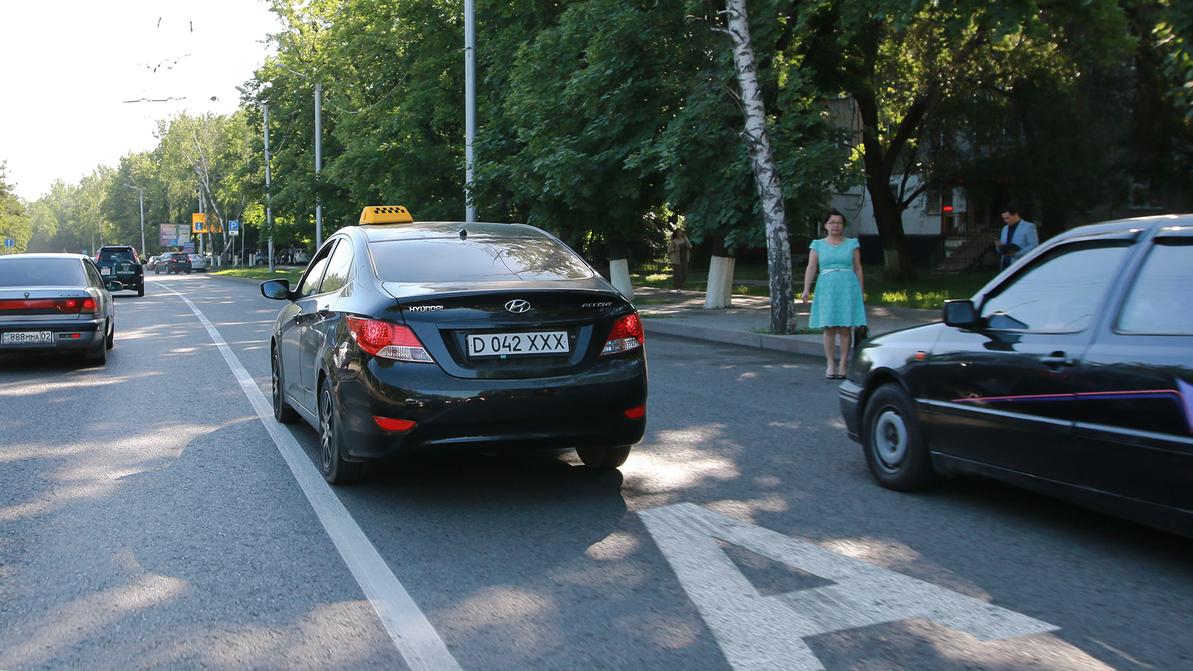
<box><xmin>0</xmin><ymin>253</ymin><xmax>88</xmax><ymax>261</ymax></box>
<box><xmin>1050</xmin><ymin>214</ymin><xmax>1193</xmax><ymax>242</ymax></box>
<box><xmin>98</xmin><ymin>245</ymin><xmax>135</xmax><ymax>250</ymax></box>
<box><xmin>356</xmin><ymin>221</ymin><xmax>552</xmax><ymax>243</ymax></box>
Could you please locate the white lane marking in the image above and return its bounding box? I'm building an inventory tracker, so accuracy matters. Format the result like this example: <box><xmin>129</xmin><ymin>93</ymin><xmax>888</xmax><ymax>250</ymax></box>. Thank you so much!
<box><xmin>639</xmin><ymin>503</ymin><xmax>1057</xmax><ymax>671</ymax></box>
<box><xmin>154</xmin><ymin>282</ymin><xmax>462</xmax><ymax>671</ymax></box>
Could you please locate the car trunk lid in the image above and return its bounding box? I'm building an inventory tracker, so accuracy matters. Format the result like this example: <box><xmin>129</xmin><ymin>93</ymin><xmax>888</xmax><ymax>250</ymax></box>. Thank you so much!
<box><xmin>0</xmin><ymin>288</ymin><xmax>95</xmax><ymax>322</ymax></box>
<box><xmin>381</xmin><ymin>282</ymin><xmax>633</xmax><ymax>379</ymax></box>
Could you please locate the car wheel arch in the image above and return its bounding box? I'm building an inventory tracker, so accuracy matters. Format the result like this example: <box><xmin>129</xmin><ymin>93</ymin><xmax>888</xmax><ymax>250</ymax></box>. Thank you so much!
<box><xmin>859</xmin><ymin>368</ymin><xmax>912</xmax><ymax>419</ymax></box>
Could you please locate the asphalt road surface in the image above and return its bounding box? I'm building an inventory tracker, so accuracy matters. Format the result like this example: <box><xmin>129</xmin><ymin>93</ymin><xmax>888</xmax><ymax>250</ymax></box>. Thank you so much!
<box><xmin>2</xmin><ymin>273</ymin><xmax>1190</xmax><ymax>670</ymax></box>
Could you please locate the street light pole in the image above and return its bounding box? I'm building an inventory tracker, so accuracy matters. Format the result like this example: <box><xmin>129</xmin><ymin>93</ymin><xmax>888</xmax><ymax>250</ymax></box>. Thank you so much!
<box><xmin>464</xmin><ymin>0</ymin><xmax>476</xmax><ymax>223</ymax></box>
<box><xmin>264</xmin><ymin>102</ymin><xmax>275</xmax><ymax>273</ymax></box>
<box><xmin>124</xmin><ymin>183</ymin><xmax>146</xmax><ymax>257</ymax></box>
<box><xmin>315</xmin><ymin>81</ymin><xmax>323</xmax><ymax>249</ymax></box>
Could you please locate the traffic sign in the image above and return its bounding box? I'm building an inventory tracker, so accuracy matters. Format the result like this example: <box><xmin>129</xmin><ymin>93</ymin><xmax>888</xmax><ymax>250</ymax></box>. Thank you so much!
<box><xmin>3</xmin><ymin>238</ymin><xmax>13</xmax><ymax>248</ymax></box>
<box><xmin>228</xmin><ymin>220</ymin><xmax>240</xmax><ymax>237</ymax></box>
<box><xmin>192</xmin><ymin>213</ymin><xmax>207</xmax><ymax>234</ymax></box>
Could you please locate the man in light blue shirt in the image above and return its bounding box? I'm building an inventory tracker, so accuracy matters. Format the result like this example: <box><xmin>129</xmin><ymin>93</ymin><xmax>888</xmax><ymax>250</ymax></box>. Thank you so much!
<box><xmin>994</xmin><ymin>204</ymin><xmax>1039</xmax><ymax>270</ymax></box>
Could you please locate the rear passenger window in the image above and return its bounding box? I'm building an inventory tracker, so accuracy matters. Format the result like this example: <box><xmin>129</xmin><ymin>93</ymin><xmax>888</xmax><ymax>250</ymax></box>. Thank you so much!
<box><xmin>319</xmin><ymin>239</ymin><xmax>353</xmax><ymax>294</ymax></box>
<box><xmin>297</xmin><ymin>242</ymin><xmax>336</xmax><ymax>297</ymax></box>
<box><xmin>980</xmin><ymin>240</ymin><xmax>1131</xmax><ymax>333</ymax></box>
<box><xmin>1117</xmin><ymin>239</ymin><xmax>1193</xmax><ymax>335</ymax></box>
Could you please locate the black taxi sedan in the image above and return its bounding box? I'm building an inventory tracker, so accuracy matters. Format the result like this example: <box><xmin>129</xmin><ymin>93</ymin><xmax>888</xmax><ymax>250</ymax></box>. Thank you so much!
<box><xmin>840</xmin><ymin>214</ymin><xmax>1193</xmax><ymax>536</ymax></box>
<box><xmin>261</xmin><ymin>206</ymin><xmax>647</xmax><ymax>484</ymax></box>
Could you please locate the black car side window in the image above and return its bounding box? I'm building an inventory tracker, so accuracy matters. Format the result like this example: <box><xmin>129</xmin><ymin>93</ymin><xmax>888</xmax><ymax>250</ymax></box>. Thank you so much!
<box><xmin>297</xmin><ymin>242</ymin><xmax>336</xmax><ymax>298</ymax></box>
<box><xmin>1116</xmin><ymin>238</ymin><xmax>1193</xmax><ymax>335</ymax></box>
<box><xmin>979</xmin><ymin>240</ymin><xmax>1131</xmax><ymax>333</ymax></box>
<box><xmin>319</xmin><ymin>238</ymin><xmax>354</xmax><ymax>294</ymax></box>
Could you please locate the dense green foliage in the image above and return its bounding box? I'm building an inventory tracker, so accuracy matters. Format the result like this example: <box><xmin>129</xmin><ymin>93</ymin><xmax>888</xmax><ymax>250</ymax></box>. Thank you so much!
<box><xmin>7</xmin><ymin>0</ymin><xmax>1189</xmax><ymax>280</ymax></box>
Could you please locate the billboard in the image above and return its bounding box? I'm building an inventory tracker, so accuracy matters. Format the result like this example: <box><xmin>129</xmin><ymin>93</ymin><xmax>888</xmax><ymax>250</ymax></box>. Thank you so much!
<box><xmin>158</xmin><ymin>224</ymin><xmax>190</xmax><ymax>247</ymax></box>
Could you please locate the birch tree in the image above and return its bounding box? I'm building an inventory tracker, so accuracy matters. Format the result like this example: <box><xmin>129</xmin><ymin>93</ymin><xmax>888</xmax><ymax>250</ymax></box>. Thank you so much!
<box><xmin>721</xmin><ymin>0</ymin><xmax>796</xmax><ymax>334</ymax></box>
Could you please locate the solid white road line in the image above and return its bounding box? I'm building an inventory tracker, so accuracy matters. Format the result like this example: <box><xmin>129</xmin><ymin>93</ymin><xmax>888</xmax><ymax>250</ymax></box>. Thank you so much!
<box><xmin>154</xmin><ymin>282</ymin><xmax>462</xmax><ymax>671</ymax></box>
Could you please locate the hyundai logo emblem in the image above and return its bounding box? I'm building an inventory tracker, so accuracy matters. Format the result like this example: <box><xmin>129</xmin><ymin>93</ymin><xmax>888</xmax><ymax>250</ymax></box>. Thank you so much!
<box><xmin>504</xmin><ymin>299</ymin><xmax>532</xmax><ymax>314</ymax></box>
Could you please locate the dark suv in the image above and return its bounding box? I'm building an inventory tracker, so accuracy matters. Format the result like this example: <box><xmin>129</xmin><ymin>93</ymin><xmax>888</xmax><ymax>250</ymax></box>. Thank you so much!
<box><xmin>95</xmin><ymin>245</ymin><xmax>144</xmax><ymax>297</ymax></box>
<box><xmin>167</xmin><ymin>252</ymin><xmax>192</xmax><ymax>274</ymax></box>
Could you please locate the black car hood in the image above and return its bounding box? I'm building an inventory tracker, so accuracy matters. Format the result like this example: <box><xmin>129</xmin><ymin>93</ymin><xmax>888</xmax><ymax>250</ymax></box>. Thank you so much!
<box><xmin>866</xmin><ymin>321</ymin><xmax>947</xmax><ymax>349</ymax></box>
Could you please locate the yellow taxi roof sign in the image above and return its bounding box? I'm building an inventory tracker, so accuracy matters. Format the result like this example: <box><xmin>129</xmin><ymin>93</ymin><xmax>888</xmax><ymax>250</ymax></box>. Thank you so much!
<box><xmin>360</xmin><ymin>205</ymin><xmax>413</xmax><ymax>225</ymax></box>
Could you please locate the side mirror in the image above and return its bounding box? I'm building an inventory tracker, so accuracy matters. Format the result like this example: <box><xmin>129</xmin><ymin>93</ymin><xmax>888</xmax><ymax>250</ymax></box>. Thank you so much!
<box><xmin>105</xmin><ymin>281</ymin><xmax>123</xmax><ymax>292</ymax></box>
<box><xmin>261</xmin><ymin>279</ymin><xmax>292</xmax><ymax>301</ymax></box>
<box><xmin>943</xmin><ymin>299</ymin><xmax>980</xmax><ymax>328</ymax></box>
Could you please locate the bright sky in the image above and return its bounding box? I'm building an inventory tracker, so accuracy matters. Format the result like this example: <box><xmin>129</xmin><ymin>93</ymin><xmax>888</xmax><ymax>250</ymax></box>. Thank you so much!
<box><xmin>0</xmin><ymin>0</ymin><xmax>281</xmax><ymax>201</ymax></box>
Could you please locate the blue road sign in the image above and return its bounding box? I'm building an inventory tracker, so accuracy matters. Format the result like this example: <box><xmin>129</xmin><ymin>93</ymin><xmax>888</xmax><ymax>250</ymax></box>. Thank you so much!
<box><xmin>3</xmin><ymin>238</ymin><xmax>13</xmax><ymax>248</ymax></box>
<box><xmin>228</xmin><ymin>220</ymin><xmax>240</xmax><ymax>236</ymax></box>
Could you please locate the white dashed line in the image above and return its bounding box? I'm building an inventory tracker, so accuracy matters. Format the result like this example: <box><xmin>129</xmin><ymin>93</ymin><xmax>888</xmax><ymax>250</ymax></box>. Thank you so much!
<box><xmin>154</xmin><ymin>281</ymin><xmax>462</xmax><ymax>671</ymax></box>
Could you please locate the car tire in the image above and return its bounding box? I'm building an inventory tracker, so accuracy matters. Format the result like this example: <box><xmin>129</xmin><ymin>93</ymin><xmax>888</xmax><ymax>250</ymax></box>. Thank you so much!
<box><xmin>154</xmin><ymin>266</ymin><xmax>160</xmax><ymax>275</ymax></box>
<box><xmin>136</xmin><ymin>283</ymin><xmax>144</xmax><ymax>297</ymax></box>
<box><xmin>576</xmin><ymin>445</ymin><xmax>632</xmax><ymax>470</ymax></box>
<box><xmin>861</xmin><ymin>384</ymin><xmax>937</xmax><ymax>491</ymax></box>
<box><xmin>271</xmin><ymin>347</ymin><xmax>300</xmax><ymax>424</ymax></box>
<box><xmin>105</xmin><ymin>319</ymin><xmax>114</xmax><ymax>350</ymax></box>
<box><xmin>85</xmin><ymin>334</ymin><xmax>107</xmax><ymax>365</ymax></box>
<box><xmin>319</xmin><ymin>378</ymin><xmax>362</xmax><ymax>485</ymax></box>
<box><xmin>186</xmin><ymin>269</ymin><xmax>191</xmax><ymax>274</ymax></box>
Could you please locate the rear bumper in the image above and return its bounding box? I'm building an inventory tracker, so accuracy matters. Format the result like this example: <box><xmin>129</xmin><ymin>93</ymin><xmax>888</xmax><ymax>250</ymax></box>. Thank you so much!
<box><xmin>0</xmin><ymin>318</ymin><xmax>105</xmax><ymax>352</ymax></box>
<box><xmin>333</xmin><ymin>357</ymin><xmax>648</xmax><ymax>460</ymax></box>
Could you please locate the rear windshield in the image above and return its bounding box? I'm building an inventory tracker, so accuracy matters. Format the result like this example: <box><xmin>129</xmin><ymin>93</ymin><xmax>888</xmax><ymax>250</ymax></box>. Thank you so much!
<box><xmin>172</xmin><ymin>253</ymin><xmax>190</xmax><ymax>259</ymax></box>
<box><xmin>0</xmin><ymin>258</ymin><xmax>88</xmax><ymax>287</ymax></box>
<box><xmin>368</xmin><ymin>237</ymin><xmax>594</xmax><ymax>283</ymax></box>
<box><xmin>99</xmin><ymin>249</ymin><xmax>137</xmax><ymax>263</ymax></box>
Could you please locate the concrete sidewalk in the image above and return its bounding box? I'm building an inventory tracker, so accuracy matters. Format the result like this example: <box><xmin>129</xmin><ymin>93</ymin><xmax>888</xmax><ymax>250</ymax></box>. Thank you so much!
<box><xmin>632</xmin><ymin>287</ymin><xmax>938</xmax><ymax>357</ymax></box>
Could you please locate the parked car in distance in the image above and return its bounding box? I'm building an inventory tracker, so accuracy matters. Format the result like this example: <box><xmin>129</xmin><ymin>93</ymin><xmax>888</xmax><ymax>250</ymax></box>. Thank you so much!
<box><xmin>148</xmin><ymin>253</ymin><xmax>172</xmax><ymax>273</ymax></box>
<box><xmin>840</xmin><ymin>214</ymin><xmax>1193</xmax><ymax>537</ymax></box>
<box><xmin>166</xmin><ymin>252</ymin><xmax>192</xmax><ymax>274</ymax></box>
<box><xmin>261</xmin><ymin>206</ymin><xmax>648</xmax><ymax>484</ymax></box>
<box><xmin>188</xmin><ymin>253</ymin><xmax>210</xmax><ymax>272</ymax></box>
<box><xmin>95</xmin><ymin>245</ymin><xmax>144</xmax><ymax>297</ymax></box>
<box><xmin>0</xmin><ymin>253</ymin><xmax>117</xmax><ymax>364</ymax></box>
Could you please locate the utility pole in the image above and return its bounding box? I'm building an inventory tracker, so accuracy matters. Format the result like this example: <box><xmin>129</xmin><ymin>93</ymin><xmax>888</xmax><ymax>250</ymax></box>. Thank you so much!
<box><xmin>315</xmin><ymin>81</ymin><xmax>323</xmax><ymax>249</ymax></box>
<box><xmin>264</xmin><ymin>102</ymin><xmax>275</xmax><ymax>273</ymax></box>
<box><xmin>124</xmin><ymin>184</ymin><xmax>146</xmax><ymax>257</ymax></box>
<box><xmin>198</xmin><ymin>194</ymin><xmax>205</xmax><ymax>257</ymax></box>
<box><xmin>464</xmin><ymin>0</ymin><xmax>476</xmax><ymax>223</ymax></box>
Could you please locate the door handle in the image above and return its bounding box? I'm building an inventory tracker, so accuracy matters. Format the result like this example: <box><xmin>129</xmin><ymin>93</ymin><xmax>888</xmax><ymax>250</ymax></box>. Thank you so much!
<box><xmin>1041</xmin><ymin>352</ymin><xmax>1074</xmax><ymax>366</ymax></box>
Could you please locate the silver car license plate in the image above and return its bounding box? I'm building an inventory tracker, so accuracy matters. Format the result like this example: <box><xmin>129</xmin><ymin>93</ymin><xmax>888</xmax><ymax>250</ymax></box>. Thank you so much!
<box><xmin>467</xmin><ymin>331</ymin><xmax>568</xmax><ymax>357</ymax></box>
<box><xmin>1</xmin><ymin>331</ymin><xmax>54</xmax><ymax>345</ymax></box>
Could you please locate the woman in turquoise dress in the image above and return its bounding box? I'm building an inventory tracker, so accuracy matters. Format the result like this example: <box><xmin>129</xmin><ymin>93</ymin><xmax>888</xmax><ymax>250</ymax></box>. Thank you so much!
<box><xmin>800</xmin><ymin>210</ymin><xmax>866</xmax><ymax>379</ymax></box>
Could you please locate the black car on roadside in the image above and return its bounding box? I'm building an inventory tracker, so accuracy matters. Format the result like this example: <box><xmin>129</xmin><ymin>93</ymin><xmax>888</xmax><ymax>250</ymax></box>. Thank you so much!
<box><xmin>0</xmin><ymin>253</ymin><xmax>118</xmax><ymax>364</ymax></box>
<box><xmin>840</xmin><ymin>214</ymin><xmax>1193</xmax><ymax>536</ymax></box>
<box><xmin>261</xmin><ymin>206</ymin><xmax>648</xmax><ymax>484</ymax></box>
<box><xmin>95</xmin><ymin>245</ymin><xmax>144</xmax><ymax>296</ymax></box>
<box><xmin>166</xmin><ymin>252</ymin><xmax>192</xmax><ymax>274</ymax></box>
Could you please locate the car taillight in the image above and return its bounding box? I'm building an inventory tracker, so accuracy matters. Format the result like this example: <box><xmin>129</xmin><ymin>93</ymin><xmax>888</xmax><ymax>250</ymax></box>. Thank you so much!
<box><xmin>0</xmin><ymin>298</ymin><xmax>96</xmax><ymax>314</ymax></box>
<box><xmin>346</xmin><ymin>316</ymin><xmax>435</xmax><ymax>363</ymax></box>
<box><xmin>601</xmin><ymin>312</ymin><xmax>644</xmax><ymax>356</ymax></box>
<box><xmin>373</xmin><ymin>416</ymin><xmax>417</xmax><ymax>432</ymax></box>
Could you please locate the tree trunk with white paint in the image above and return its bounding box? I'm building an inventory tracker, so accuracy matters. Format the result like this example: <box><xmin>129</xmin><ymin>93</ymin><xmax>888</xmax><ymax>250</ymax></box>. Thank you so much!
<box><xmin>608</xmin><ymin>258</ymin><xmax>633</xmax><ymax>299</ymax></box>
<box><xmin>705</xmin><ymin>255</ymin><xmax>735</xmax><ymax>309</ymax></box>
<box><xmin>722</xmin><ymin>0</ymin><xmax>797</xmax><ymax>334</ymax></box>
